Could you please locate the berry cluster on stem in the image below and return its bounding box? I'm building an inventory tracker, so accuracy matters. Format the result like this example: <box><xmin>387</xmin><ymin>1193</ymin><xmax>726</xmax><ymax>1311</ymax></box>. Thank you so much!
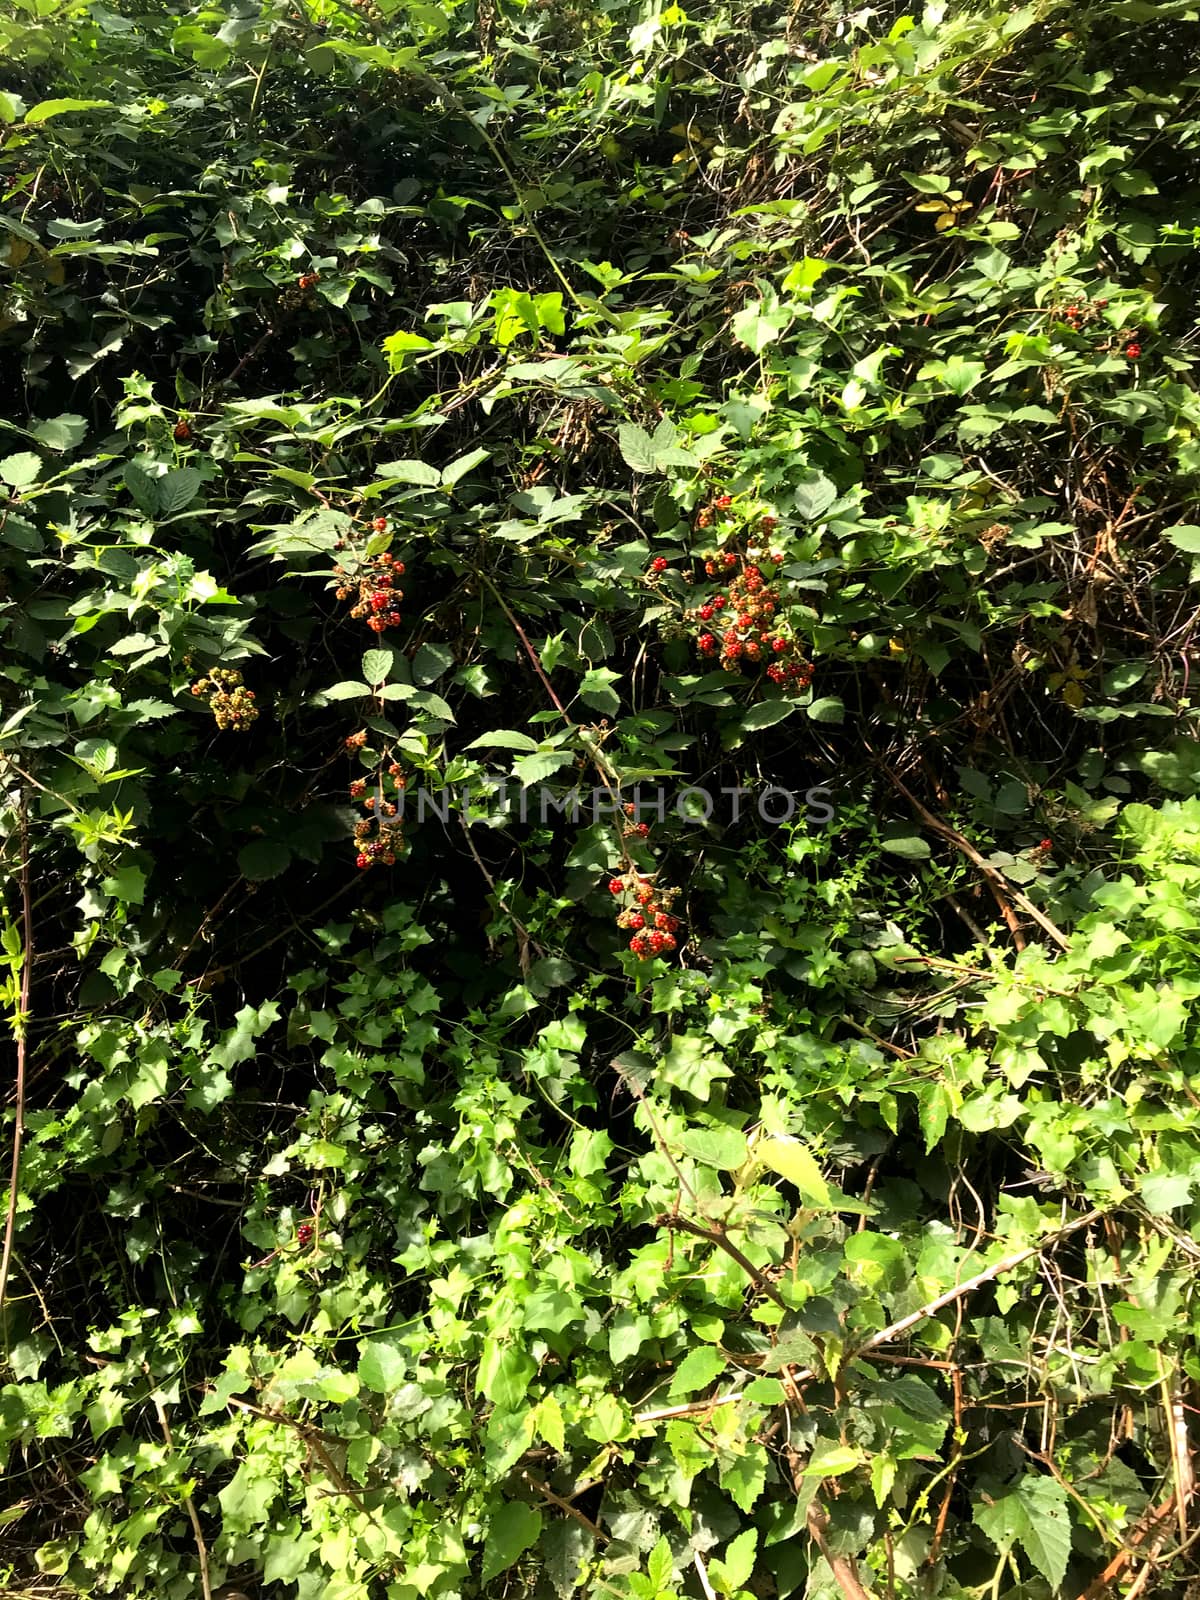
<box><xmin>334</xmin><ymin>539</ymin><xmax>405</xmax><ymax>635</ymax></box>
<box><xmin>689</xmin><ymin>536</ymin><xmax>813</xmax><ymax>692</ymax></box>
<box><xmin>189</xmin><ymin>666</ymin><xmax>258</xmax><ymax>731</ymax></box>
<box><xmin>607</xmin><ymin>870</ymin><xmax>682</xmax><ymax>959</ymax></box>
<box><xmin>349</xmin><ymin>754</ymin><xmax>407</xmax><ymax>870</ymax></box>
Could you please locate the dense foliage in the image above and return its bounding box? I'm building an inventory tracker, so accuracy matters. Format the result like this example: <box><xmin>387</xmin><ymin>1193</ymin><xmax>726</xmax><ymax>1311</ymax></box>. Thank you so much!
<box><xmin>3</xmin><ymin>0</ymin><xmax>1200</xmax><ymax>1596</ymax></box>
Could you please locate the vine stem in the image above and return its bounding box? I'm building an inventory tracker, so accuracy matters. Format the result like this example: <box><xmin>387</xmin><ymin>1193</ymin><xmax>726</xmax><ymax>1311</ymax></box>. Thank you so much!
<box><xmin>0</xmin><ymin>788</ymin><xmax>32</xmax><ymax>1323</ymax></box>
<box><xmin>146</xmin><ymin>1367</ymin><xmax>213</xmax><ymax>1600</ymax></box>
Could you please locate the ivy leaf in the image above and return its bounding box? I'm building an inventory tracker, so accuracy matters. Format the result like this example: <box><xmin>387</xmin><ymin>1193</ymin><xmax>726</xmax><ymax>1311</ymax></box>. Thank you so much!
<box><xmin>659</xmin><ymin>1034</ymin><xmax>731</xmax><ymax>1101</ymax></box>
<box><xmin>974</xmin><ymin>1476</ymin><xmax>1071</xmax><ymax>1589</ymax></box>
<box><xmin>358</xmin><ymin>1337</ymin><xmax>407</xmax><ymax>1393</ymax></box>
<box><xmin>579</xmin><ymin>667</ymin><xmax>621</xmax><ymax>716</ymax></box>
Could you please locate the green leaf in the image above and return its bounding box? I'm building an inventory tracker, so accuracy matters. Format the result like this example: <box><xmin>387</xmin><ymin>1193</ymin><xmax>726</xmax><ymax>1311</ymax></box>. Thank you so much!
<box><xmin>668</xmin><ymin>1345</ymin><xmax>727</xmax><ymax>1398</ymax></box>
<box><xmin>975</xmin><ymin>1476</ymin><xmax>1071</xmax><ymax>1589</ymax></box>
<box><xmin>24</xmin><ymin>98</ymin><xmax>112</xmax><ymax>123</ymax></box>
<box><xmin>413</xmin><ymin>642</ymin><xmax>454</xmax><ymax>682</ymax></box>
<box><xmin>879</xmin><ymin>828</ymin><xmax>931</xmax><ymax>859</ymax></box>
<box><xmin>442</xmin><ymin>445</ymin><xmax>491</xmax><ymax>486</ymax></box>
<box><xmin>712</xmin><ymin>1528</ymin><xmax>757</xmax><ymax>1596</ymax></box>
<box><xmin>0</xmin><ymin>452</ymin><xmax>42</xmax><ymax>489</ymax></box>
<box><xmin>618</xmin><ymin>423</ymin><xmax>659</xmax><ymax>474</ymax></box>
<box><xmin>647</xmin><ymin>1535</ymin><xmax>674</xmax><ymax>1593</ymax></box>
<box><xmin>362</xmin><ymin>649</ymin><xmax>395</xmax><ymax>683</ymax></box>
<box><xmin>659</xmin><ymin>1034</ymin><xmax>732</xmax><ymax>1101</ymax></box>
<box><xmin>739</xmin><ymin>698</ymin><xmax>796</xmax><ymax>731</ymax></box>
<box><xmin>238</xmin><ymin>840</ymin><xmax>291</xmax><ymax>881</ymax></box>
<box><xmin>373</xmin><ymin>457</ymin><xmax>440</xmax><ymax>486</ymax></box>
<box><xmin>482</xmin><ymin>1502</ymin><xmax>542</xmax><ymax>1583</ymax></box>
<box><xmin>478</xmin><ymin>1340</ymin><xmax>536</xmax><ymax>1409</ymax></box>
<box><xmin>157</xmin><ymin>468</ymin><xmax>202</xmax><ymax>515</ymax></box>
<box><xmin>756</xmin><ymin>1137</ymin><xmax>831</xmax><ymax>1205</ymax></box>
<box><xmin>124</xmin><ymin>459</ymin><xmax>159</xmax><ymax>516</ymax></box>
<box><xmin>464</xmin><ymin>730</ymin><xmax>540</xmax><ymax>753</ymax></box>
<box><xmin>792</xmin><ymin>473</ymin><xmax>837</xmax><ymax>521</ymax></box>
<box><xmin>32</xmin><ymin>414</ymin><xmax>86</xmax><ymax>452</ymax></box>
<box><xmin>579</xmin><ymin>667</ymin><xmax>621</xmax><ymax>716</ymax></box>
<box><xmin>1165</xmin><ymin>525</ymin><xmax>1200</xmax><ymax>554</ymax></box>
<box><xmin>806</xmin><ymin>696</ymin><xmax>844</xmax><ymax>724</ymax></box>
<box><xmin>410</xmin><ymin>689</ymin><xmax>455</xmax><ymax>723</ymax></box>
<box><xmin>512</xmin><ymin>750</ymin><xmax>576</xmax><ymax>784</ymax></box>
<box><xmin>318</xmin><ymin>681</ymin><xmax>372</xmax><ymax>702</ymax></box>
<box><xmin>358</xmin><ymin>1337</ymin><xmax>407</xmax><ymax>1393</ymax></box>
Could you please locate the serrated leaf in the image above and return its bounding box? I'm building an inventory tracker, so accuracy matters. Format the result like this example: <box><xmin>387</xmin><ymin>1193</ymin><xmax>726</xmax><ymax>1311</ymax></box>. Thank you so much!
<box><xmin>362</xmin><ymin>649</ymin><xmax>395</xmax><ymax>683</ymax></box>
<box><xmin>124</xmin><ymin>459</ymin><xmax>158</xmax><ymax>516</ymax></box>
<box><xmin>373</xmin><ymin>457</ymin><xmax>440</xmax><ymax>486</ymax></box>
<box><xmin>32</xmin><ymin>413</ymin><xmax>86</xmax><ymax>452</ymax></box>
<box><xmin>237</xmin><ymin>840</ymin><xmax>291</xmax><ymax>881</ymax></box>
<box><xmin>512</xmin><ymin>750</ymin><xmax>576</xmax><ymax>784</ymax></box>
<box><xmin>157</xmin><ymin>468</ymin><xmax>202</xmax><ymax>515</ymax></box>
<box><xmin>464</xmin><ymin>730</ymin><xmax>540</xmax><ymax>753</ymax></box>
<box><xmin>668</xmin><ymin>1345</ymin><xmax>726</xmax><ymax>1399</ymax></box>
<box><xmin>1165</xmin><ymin>525</ymin><xmax>1200</xmax><ymax>554</ymax></box>
<box><xmin>975</xmin><ymin>1476</ymin><xmax>1071</xmax><ymax>1589</ymax></box>
<box><xmin>358</xmin><ymin>1337</ymin><xmax>407</xmax><ymax>1393</ymax></box>
<box><xmin>409</xmin><ymin>689</ymin><xmax>455</xmax><ymax>722</ymax></box>
<box><xmin>317</xmin><ymin>681</ymin><xmax>372</xmax><ymax>702</ymax></box>
<box><xmin>647</xmin><ymin>1534</ymin><xmax>673</xmax><ymax>1593</ymax></box>
<box><xmin>712</xmin><ymin>1528</ymin><xmax>757</xmax><ymax>1596</ymax></box>
<box><xmin>618</xmin><ymin>422</ymin><xmax>658</xmax><ymax>474</ymax></box>
<box><xmin>792</xmin><ymin>473</ymin><xmax>838</xmax><ymax>521</ymax></box>
<box><xmin>413</xmin><ymin>642</ymin><xmax>454</xmax><ymax>683</ymax></box>
<box><xmin>0</xmin><ymin>451</ymin><xmax>42</xmax><ymax>489</ymax></box>
<box><xmin>442</xmin><ymin>445</ymin><xmax>491</xmax><ymax>486</ymax></box>
<box><xmin>579</xmin><ymin>666</ymin><xmax>620</xmax><ymax>716</ymax></box>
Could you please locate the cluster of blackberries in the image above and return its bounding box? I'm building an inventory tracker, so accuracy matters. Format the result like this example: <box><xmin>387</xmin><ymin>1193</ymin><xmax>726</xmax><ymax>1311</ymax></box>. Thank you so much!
<box><xmin>296</xmin><ymin>1222</ymin><xmax>314</xmax><ymax>1247</ymax></box>
<box><xmin>608</xmin><ymin>871</ymin><xmax>682</xmax><ymax>959</ymax></box>
<box><xmin>190</xmin><ymin>666</ymin><xmax>258</xmax><ymax>731</ymax></box>
<box><xmin>622</xmin><ymin>801</ymin><xmax>651</xmax><ymax>839</ymax></box>
<box><xmin>351</xmin><ymin>762</ymin><xmax>407</xmax><ymax>869</ymax></box>
<box><xmin>689</xmin><ymin>548</ymin><xmax>813</xmax><ymax>691</ymax></box>
<box><xmin>1057</xmin><ymin>298</ymin><xmax>1143</xmax><ymax>361</ymax></box>
<box><xmin>174</xmin><ymin>417</ymin><xmax>191</xmax><ymax>441</ymax></box>
<box><xmin>334</xmin><ymin>544</ymin><xmax>404</xmax><ymax>634</ymax></box>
